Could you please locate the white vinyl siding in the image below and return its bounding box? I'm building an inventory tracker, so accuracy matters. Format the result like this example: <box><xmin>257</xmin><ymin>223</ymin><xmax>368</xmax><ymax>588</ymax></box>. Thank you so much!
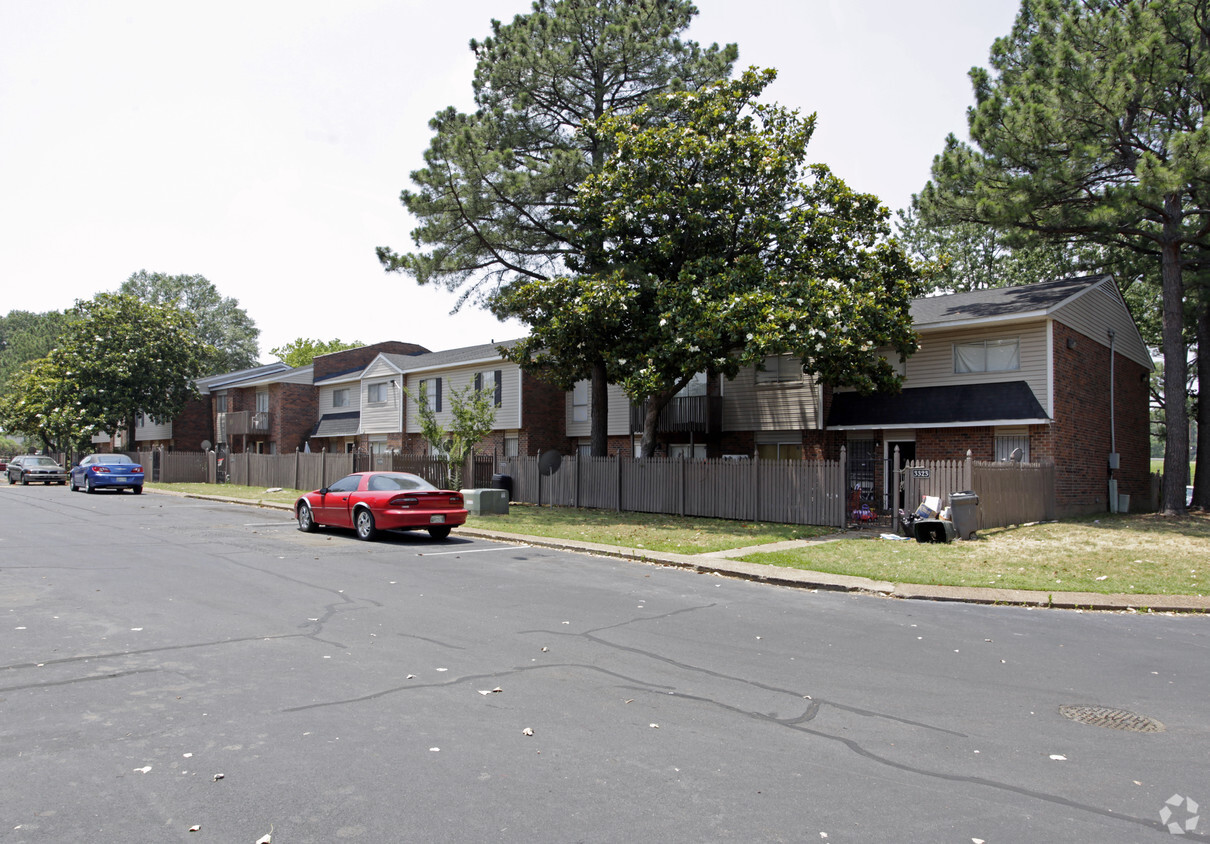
<box><xmin>1051</xmin><ymin>281</ymin><xmax>1153</xmax><ymax>368</ymax></box>
<box><xmin>953</xmin><ymin>338</ymin><xmax>1020</xmax><ymax>373</ymax></box>
<box><xmin>565</xmin><ymin>382</ymin><xmax>631</xmax><ymax>437</ymax></box>
<box><xmin>134</xmin><ymin>413</ymin><xmax>172</xmax><ymax>442</ymax></box>
<box><xmin>360</xmin><ymin>358</ymin><xmax>403</xmax><ymax>434</ymax></box>
<box><xmin>404</xmin><ymin>364</ymin><xmax>520</xmax><ymax>435</ymax></box>
<box><xmin>318</xmin><ymin>382</ymin><xmax>361</xmax><ymax>415</ymax></box>
<box><xmin>723</xmin><ymin>366</ymin><xmax>821</xmax><ymax>432</ymax></box>
<box><xmin>898</xmin><ymin>321</ymin><xmax>1050</xmax><ymax>411</ymax></box>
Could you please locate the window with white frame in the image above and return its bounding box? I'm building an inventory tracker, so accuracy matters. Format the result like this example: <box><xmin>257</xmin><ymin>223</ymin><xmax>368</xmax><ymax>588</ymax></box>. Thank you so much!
<box><xmin>504</xmin><ymin>434</ymin><xmax>519</xmax><ymax>457</ymax></box>
<box><xmin>215</xmin><ymin>393</ymin><xmax>227</xmax><ymax>413</ymax></box>
<box><xmin>474</xmin><ymin>370</ymin><xmax>503</xmax><ymax>407</ymax></box>
<box><xmin>572</xmin><ymin>380</ymin><xmax>589</xmax><ymax>422</ymax></box>
<box><xmin>418</xmin><ymin>378</ymin><xmax>442</xmax><ymax>411</ymax></box>
<box><xmin>367</xmin><ymin>382</ymin><xmax>388</xmax><ymax>404</ymax></box>
<box><xmin>256</xmin><ymin>391</ymin><xmax>269</xmax><ymax>413</ymax></box>
<box><xmin>954</xmin><ymin>338</ymin><xmax>1020</xmax><ymax>373</ymax></box>
<box><xmin>668</xmin><ymin>443</ymin><xmax>707</xmax><ymax>459</ymax></box>
<box><xmin>332</xmin><ymin>388</ymin><xmax>349</xmax><ymax>408</ymax></box>
<box><xmin>755</xmin><ymin>354</ymin><xmax>803</xmax><ymax>385</ymax></box>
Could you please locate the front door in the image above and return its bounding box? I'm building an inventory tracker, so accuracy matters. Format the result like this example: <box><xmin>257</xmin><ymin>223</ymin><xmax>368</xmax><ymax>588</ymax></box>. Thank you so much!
<box><xmin>885</xmin><ymin>440</ymin><xmax>916</xmax><ymax>511</ymax></box>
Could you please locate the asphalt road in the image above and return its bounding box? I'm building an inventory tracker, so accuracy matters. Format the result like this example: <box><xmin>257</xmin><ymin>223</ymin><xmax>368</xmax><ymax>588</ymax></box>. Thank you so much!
<box><xmin>1</xmin><ymin>484</ymin><xmax>1207</xmax><ymax>843</ymax></box>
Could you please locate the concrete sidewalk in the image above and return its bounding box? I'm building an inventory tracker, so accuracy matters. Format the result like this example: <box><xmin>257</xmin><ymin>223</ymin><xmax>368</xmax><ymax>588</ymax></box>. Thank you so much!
<box><xmin>148</xmin><ymin>488</ymin><xmax>1210</xmax><ymax>614</ymax></box>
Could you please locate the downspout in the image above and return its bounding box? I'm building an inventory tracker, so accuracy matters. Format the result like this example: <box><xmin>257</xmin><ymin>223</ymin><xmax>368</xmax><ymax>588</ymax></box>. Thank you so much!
<box><xmin>1107</xmin><ymin>328</ymin><xmax>1118</xmax><ymax>512</ymax></box>
<box><xmin>1108</xmin><ymin>328</ymin><xmax>1116</xmax><ymax>456</ymax></box>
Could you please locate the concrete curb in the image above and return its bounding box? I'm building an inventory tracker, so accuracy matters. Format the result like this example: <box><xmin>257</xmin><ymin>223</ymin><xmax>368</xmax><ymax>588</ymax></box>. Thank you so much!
<box><xmin>146</xmin><ymin>488</ymin><xmax>1209</xmax><ymax>613</ymax></box>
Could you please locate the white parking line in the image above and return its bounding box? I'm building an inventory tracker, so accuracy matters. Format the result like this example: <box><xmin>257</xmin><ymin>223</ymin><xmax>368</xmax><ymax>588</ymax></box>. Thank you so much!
<box><xmin>420</xmin><ymin>545</ymin><xmax>526</xmax><ymax>556</ymax></box>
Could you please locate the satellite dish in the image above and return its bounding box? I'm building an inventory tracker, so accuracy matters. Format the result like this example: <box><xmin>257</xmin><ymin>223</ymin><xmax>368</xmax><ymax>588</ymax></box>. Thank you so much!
<box><xmin>538</xmin><ymin>449</ymin><xmax>563</xmax><ymax>476</ymax></box>
<box><xmin>200</xmin><ymin>439</ymin><xmax>212</xmax><ymax>451</ymax></box>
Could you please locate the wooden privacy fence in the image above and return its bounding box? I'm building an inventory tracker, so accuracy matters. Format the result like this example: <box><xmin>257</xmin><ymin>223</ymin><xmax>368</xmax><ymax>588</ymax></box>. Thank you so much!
<box><xmin>132</xmin><ymin>450</ymin><xmax>210</xmax><ymax>484</ymax></box>
<box><xmin>971</xmin><ymin>460</ymin><xmax>1056</xmax><ymax>528</ymax></box>
<box><xmin>226</xmin><ymin>451</ymin><xmax>353</xmax><ymax>491</ymax></box>
<box><xmin>898</xmin><ymin>449</ymin><xmax>1056</xmax><ymax>531</ymax></box>
<box><xmin>499</xmin><ymin>455</ymin><xmax>846</xmax><ymax>528</ymax></box>
<box><xmin>359</xmin><ymin>453</ymin><xmax>495</xmax><ymax>490</ymax></box>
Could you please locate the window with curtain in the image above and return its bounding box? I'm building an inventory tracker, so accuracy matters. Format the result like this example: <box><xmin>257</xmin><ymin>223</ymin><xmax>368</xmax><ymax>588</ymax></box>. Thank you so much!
<box><xmin>953</xmin><ymin>338</ymin><xmax>1020</xmax><ymax>373</ymax></box>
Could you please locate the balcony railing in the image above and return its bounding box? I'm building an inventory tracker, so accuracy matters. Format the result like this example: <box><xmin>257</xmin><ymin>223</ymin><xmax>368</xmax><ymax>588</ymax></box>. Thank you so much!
<box><xmin>216</xmin><ymin>411</ymin><xmax>272</xmax><ymax>442</ymax></box>
<box><xmin>629</xmin><ymin>395</ymin><xmax>721</xmax><ymax>434</ymax></box>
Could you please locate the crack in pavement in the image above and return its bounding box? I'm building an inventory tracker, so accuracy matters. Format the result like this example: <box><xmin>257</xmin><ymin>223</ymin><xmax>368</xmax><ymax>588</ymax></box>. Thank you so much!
<box><xmin>0</xmin><ymin>667</ymin><xmax>161</xmax><ymax>693</ymax></box>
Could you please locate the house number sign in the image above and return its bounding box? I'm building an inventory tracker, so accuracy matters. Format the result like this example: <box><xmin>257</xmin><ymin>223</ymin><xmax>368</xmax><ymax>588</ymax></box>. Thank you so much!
<box><xmin>911</xmin><ymin>468</ymin><xmax>931</xmax><ymax>478</ymax></box>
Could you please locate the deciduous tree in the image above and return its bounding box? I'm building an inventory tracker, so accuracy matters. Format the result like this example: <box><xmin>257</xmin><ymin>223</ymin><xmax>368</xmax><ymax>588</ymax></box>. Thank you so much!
<box><xmin>496</xmin><ymin>69</ymin><xmax>920</xmax><ymax>456</ymax></box>
<box><xmin>404</xmin><ymin>381</ymin><xmax>497</xmax><ymax>489</ymax></box>
<box><xmin>378</xmin><ymin>0</ymin><xmax>736</xmax><ymax>455</ymax></box>
<box><xmin>119</xmin><ymin>271</ymin><xmax>260</xmax><ymax>375</ymax></box>
<box><xmin>57</xmin><ymin>293</ymin><xmax>209</xmax><ymax>447</ymax></box>
<box><xmin>271</xmin><ymin>338</ymin><xmax>365</xmax><ymax>368</ymax></box>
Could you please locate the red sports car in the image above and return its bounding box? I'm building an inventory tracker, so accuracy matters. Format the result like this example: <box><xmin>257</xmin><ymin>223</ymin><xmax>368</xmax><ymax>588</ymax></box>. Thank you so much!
<box><xmin>294</xmin><ymin>472</ymin><xmax>466</xmax><ymax>541</ymax></box>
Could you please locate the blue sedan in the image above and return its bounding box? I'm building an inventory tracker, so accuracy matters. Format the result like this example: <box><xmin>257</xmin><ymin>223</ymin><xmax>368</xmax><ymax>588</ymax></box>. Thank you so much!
<box><xmin>71</xmin><ymin>453</ymin><xmax>145</xmax><ymax>494</ymax></box>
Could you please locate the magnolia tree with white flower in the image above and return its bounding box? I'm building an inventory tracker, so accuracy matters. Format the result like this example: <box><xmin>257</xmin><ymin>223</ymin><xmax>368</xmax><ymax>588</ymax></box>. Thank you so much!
<box><xmin>493</xmin><ymin>69</ymin><xmax>921</xmax><ymax>457</ymax></box>
<box><xmin>0</xmin><ymin>293</ymin><xmax>209</xmax><ymax>452</ymax></box>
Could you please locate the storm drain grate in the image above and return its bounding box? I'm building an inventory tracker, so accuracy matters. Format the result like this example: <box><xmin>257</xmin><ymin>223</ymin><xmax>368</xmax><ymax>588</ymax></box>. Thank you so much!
<box><xmin>1059</xmin><ymin>704</ymin><xmax>1165</xmax><ymax>733</ymax></box>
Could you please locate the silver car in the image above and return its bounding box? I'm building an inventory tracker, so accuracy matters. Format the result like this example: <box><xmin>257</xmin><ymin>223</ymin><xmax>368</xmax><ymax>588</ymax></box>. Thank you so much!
<box><xmin>6</xmin><ymin>455</ymin><xmax>69</xmax><ymax>485</ymax></box>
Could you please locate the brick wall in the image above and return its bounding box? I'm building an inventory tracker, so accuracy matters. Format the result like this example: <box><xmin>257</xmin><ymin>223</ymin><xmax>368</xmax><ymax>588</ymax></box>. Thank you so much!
<box><xmin>1042</xmin><ymin>322</ymin><xmax>1150</xmax><ymax>515</ymax></box>
<box><xmin>521</xmin><ymin>373</ymin><xmax>574</xmax><ymax>455</ymax></box>
<box><xmin>274</xmin><ymin>383</ymin><xmax>318</xmax><ymax>453</ymax></box>
<box><xmin>172</xmin><ymin>396</ymin><xmax>212</xmax><ymax>451</ymax></box>
<box><xmin>313</xmin><ymin>341</ymin><xmax>430</xmax><ymax>381</ymax></box>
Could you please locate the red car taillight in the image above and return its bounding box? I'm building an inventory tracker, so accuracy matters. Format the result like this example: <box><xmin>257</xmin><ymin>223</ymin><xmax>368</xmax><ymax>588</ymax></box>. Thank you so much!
<box><xmin>93</xmin><ymin>466</ymin><xmax>111</xmax><ymax>474</ymax></box>
<box><xmin>449</xmin><ymin>495</ymin><xmax>462</xmax><ymax>505</ymax></box>
<box><xmin>132</xmin><ymin>467</ymin><xmax>144</xmax><ymax>474</ymax></box>
<box><xmin>389</xmin><ymin>496</ymin><xmax>419</xmax><ymax>507</ymax></box>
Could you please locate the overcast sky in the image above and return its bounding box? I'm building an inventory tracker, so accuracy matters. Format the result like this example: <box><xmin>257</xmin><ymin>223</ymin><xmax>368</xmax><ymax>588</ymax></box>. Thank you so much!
<box><xmin>0</xmin><ymin>0</ymin><xmax>1020</xmax><ymax>362</ymax></box>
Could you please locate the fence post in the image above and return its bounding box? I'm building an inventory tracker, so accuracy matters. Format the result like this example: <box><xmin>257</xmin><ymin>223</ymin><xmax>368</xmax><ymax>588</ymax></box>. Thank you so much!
<box><xmin>839</xmin><ymin>445</ymin><xmax>847</xmax><ymax>529</ymax></box>
<box><xmin>679</xmin><ymin>456</ymin><xmax>685</xmax><ymax>518</ymax></box>
<box><xmin>616</xmin><ymin>453</ymin><xmax>622</xmax><ymax>513</ymax></box>
<box><xmin>752</xmin><ymin>455</ymin><xmax>760</xmax><ymax>522</ymax></box>
<box><xmin>965</xmin><ymin>449</ymin><xmax>973</xmax><ymax>490</ymax></box>
<box><xmin>892</xmin><ymin>445</ymin><xmax>901</xmax><ymax>534</ymax></box>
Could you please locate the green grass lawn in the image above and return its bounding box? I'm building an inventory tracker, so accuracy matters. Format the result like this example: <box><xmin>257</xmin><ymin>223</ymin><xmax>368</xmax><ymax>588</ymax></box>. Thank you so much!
<box><xmin>741</xmin><ymin>512</ymin><xmax>1209</xmax><ymax>596</ymax></box>
<box><xmin>468</xmin><ymin>504</ymin><xmax>834</xmax><ymax>554</ymax></box>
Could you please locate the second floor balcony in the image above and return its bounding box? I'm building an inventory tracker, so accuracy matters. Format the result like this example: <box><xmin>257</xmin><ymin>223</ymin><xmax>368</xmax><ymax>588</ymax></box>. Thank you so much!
<box><xmin>216</xmin><ymin>411</ymin><xmax>272</xmax><ymax>442</ymax></box>
<box><xmin>630</xmin><ymin>395</ymin><xmax>722</xmax><ymax>434</ymax></box>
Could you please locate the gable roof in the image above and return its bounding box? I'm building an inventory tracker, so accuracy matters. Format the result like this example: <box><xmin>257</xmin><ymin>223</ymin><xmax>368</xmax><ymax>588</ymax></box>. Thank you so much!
<box><xmin>196</xmin><ymin>361</ymin><xmax>294</xmax><ymax>393</ymax></box>
<box><xmin>378</xmin><ymin>338</ymin><xmax>525</xmax><ymax>375</ymax></box>
<box><xmin>910</xmin><ymin>275</ymin><xmax>1112</xmax><ymax>329</ymax></box>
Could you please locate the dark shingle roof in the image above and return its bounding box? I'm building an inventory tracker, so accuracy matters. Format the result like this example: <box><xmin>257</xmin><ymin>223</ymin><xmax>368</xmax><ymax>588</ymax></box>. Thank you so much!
<box><xmin>379</xmin><ymin>338</ymin><xmax>524</xmax><ymax>372</ymax></box>
<box><xmin>827</xmin><ymin>381</ymin><xmax>1050</xmax><ymax>429</ymax></box>
<box><xmin>910</xmin><ymin>275</ymin><xmax>1110</xmax><ymax>327</ymax></box>
<box><xmin>311</xmin><ymin>411</ymin><xmax>360</xmax><ymax>438</ymax></box>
